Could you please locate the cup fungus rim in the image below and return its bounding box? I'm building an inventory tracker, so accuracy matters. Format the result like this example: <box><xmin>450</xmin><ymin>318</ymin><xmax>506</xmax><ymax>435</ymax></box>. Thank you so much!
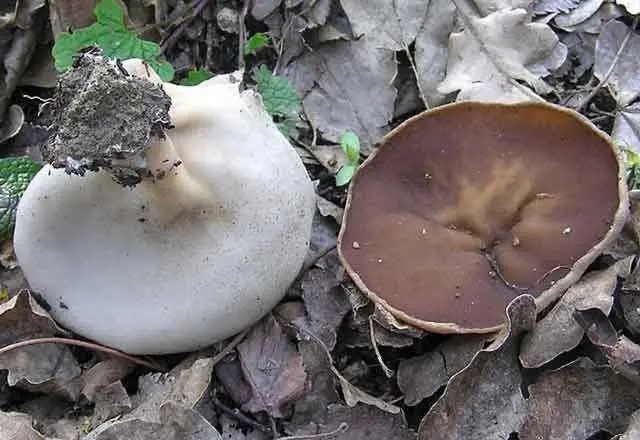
<box><xmin>337</xmin><ymin>100</ymin><xmax>629</xmax><ymax>334</ymax></box>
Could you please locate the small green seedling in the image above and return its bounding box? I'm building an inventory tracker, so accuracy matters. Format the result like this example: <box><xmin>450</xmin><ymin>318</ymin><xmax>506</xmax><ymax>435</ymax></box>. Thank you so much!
<box><xmin>53</xmin><ymin>0</ymin><xmax>174</xmax><ymax>81</ymax></box>
<box><xmin>245</xmin><ymin>32</ymin><xmax>271</xmax><ymax>56</ymax></box>
<box><xmin>253</xmin><ymin>65</ymin><xmax>302</xmax><ymax>136</ymax></box>
<box><xmin>625</xmin><ymin>148</ymin><xmax>640</xmax><ymax>190</ymax></box>
<box><xmin>179</xmin><ymin>68</ymin><xmax>216</xmax><ymax>86</ymax></box>
<box><xmin>336</xmin><ymin>131</ymin><xmax>360</xmax><ymax>187</ymax></box>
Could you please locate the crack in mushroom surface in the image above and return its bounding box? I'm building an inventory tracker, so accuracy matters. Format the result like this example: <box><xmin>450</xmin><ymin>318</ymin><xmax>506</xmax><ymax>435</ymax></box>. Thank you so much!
<box><xmin>338</xmin><ymin>102</ymin><xmax>626</xmax><ymax>333</ymax></box>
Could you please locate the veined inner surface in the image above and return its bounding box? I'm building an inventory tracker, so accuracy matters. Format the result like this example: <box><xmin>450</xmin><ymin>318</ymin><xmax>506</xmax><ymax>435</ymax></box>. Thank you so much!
<box><xmin>340</xmin><ymin>104</ymin><xmax>620</xmax><ymax>329</ymax></box>
<box><xmin>434</xmin><ymin>158</ymin><xmax>559</xmax><ymax>290</ymax></box>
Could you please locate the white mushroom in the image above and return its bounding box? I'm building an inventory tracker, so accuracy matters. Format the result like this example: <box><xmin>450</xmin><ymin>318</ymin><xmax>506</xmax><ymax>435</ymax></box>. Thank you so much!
<box><xmin>14</xmin><ymin>61</ymin><xmax>316</xmax><ymax>355</ymax></box>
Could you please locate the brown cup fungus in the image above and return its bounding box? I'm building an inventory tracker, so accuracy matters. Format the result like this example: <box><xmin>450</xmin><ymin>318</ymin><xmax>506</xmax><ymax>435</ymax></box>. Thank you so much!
<box><xmin>338</xmin><ymin>102</ymin><xmax>628</xmax><ymax>333</ymax></box>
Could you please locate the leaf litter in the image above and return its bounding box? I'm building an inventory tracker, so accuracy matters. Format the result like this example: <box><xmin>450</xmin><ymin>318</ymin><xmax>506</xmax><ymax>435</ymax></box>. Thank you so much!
<box><xmin>519</xmin><ymin>259</ymin><xmax>631</xmax><ymax>368</ymax></box>
<box><xmin>3</xmin><ymin>0</ymin><xmax>640</xmax><ymax>438</ymax></box>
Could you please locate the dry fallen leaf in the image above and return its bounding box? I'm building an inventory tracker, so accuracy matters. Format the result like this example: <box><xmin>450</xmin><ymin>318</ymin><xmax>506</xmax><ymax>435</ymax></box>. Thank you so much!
<box><xmin>286</xmin><ymin>403</ymin><xmax>415</xmax><ymax>440</ymax></box>
<box><xmin>0</xmin><ymin>105</ymin><xmax>24</xmax><ymax>145</ymax></box>
<box><xmin>285</xmin><ymin>303</ymin><xmax>401</xmax><ymax>416</ymax></box>
<box><xmin>371</xmin><ymin>320</ymin><xmax>415</xmax><ymax>348</ymax></box>
<box><xmin>286</xmin><ymin>339</ymin><xmax>340</xmax><ymax>430</ymax></box>
<box><xmin>438</xmin><ymin>5</ymin><xmax>566</xmax><ymax>102</ymax></box>
<box><xmin>15</xmin><ymin>394</ymin><xmax>81</xmax><ymax>439</ymax></box>
<box><xmin>85</xmin><ymin>356</ymin><xmax>215</xmax><ymax>438</ymax></box>
<box><xmin>214</xmin><ymin>353</ymin><xmax>253</xmax><ymax>408</ymax></box>
<box><xmin>91</xmin><ymin>381</ymin><xmax>132</xmax><ymax>427</ymax></box>
<box><xmin>594</xmin><ymin>19</ymin><xmax>640</xmax><ymax>107</ymax></box>
<box><xmin>520</xmin><ymin>262</ymin><xmax>627</xmax><ymax>368</ymax></box>
<box><xmin>613</xmin><ymin>103</ymin><xmax>640</xmax><ymax>153</ymax></box>
<box><xmin>575</xmin><ymin>308</ymin><xmax>640</xmax><ymax>384</ymax></box>
<box><xmin>595</xmin><ymin>20</ymin><xmax>640</xmax><ymax>155</ymax></box>
<box><xmin>334</xmin><ymin>366</ymin><xmax>400</xmax><ymax>414</ymax></box>
<box><xmin>80</xmin><ymin>358</ymin><xmax>135</xmax><ymax>402</ymax></box>
<box><xmin>0</xmin><ymin>0</ymin><xmax>44</xmax><ymax>133</ymax></box>
<box><xmin>285</xmin><ymin>39</ymin><xmax>396</xmax><ymax>154</ymax></box>
<box><xmin>413</xmin><ymin>0</ymin><xmax>457</xmax><ymax>108</ymax></box>
<box><xmin>0</xmin><ymin>291</ymin><xmax>81</xmax><ymax>400</ymax></box>
<box><xmin>305</xmin><ymin>211</ymin><xmax>339</xmax><ymax>270</ymax></box>
<box><xmin>418</xmin><ymin>295</ymin><xmax>536</xmax><ymax>440</ymax></box>
<box><xmin>339</xmin><ymin>0</ymin><xmax>428</xmax><ymax>51</ymax></box>
<box><xmin>0</xmin><ymin>410</ymin><xmax>52</xmax><ymax>440</ymax></box>
<box><xmin>299</xmin><ymin>267</ymin><xmax>351</xmax><ymax>350</ymax></box>
<box><xmin>520</xmin><ymin>357</ymin><xmax>640</xmax><ymax>439</ymax></box>
<box><xmin>397</xmin><ymin>335</ymin><xmax>487</xmax><ymax>406</ymax></box>
<box><xmin>618</xmin><ymin>284</ymin><xmax>640</xmax><ymax>338</ymax></box>
<box><xmin>554</xmin><ymin>0</ymin><xmax>604</xmax><ymax>30</ymax></box>
<box><xmin>614</xmin><ymin>409</ymin><xmax>640</xmax><ymax>440</ymax></box>
<box><xmin>91</xmin><ymin>402</ymin><xmax>221</xmax><ymax>440</ymax></box>
<box><xmin>238</xmin><ymin>314</ymin><xmax>307</xmax><ymax>417</ymax></box>
<box><xmin>534</xmin><ymin>0</ymin><xmax>582</xmax><ymax>14</ymax></box>
<box><xmin>316</xmin><ymin>195</ymin><xmax>343</xmax><ymax>225</ymax></box>
<box><xmin>251</xmin><ymin>0</ymin><xmax>281</xmax><ymax>20</ymax></box>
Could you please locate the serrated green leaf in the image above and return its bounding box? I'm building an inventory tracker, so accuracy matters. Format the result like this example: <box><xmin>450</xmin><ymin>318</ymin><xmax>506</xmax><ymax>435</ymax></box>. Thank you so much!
<box><xmin>179</xmin><ymin>68</ymin><xmax>216</xmax><ymax>86</ymax></box>
<box><xmin>340</xmin><ymin>131</ymin><xmax>360</xmax><ymax>163</ymax></box>
<box><xmin>52</xmin><ymin>0</ymin><xmax>174</xmax><ymax>81</ymax></box>
<box><xmin>0</xmin><ymin>157</ymin><xmax>41</xmax><ymax>239</ymax></box>
<box><xmin>245</xmin><ymin>32</ymin><xmax>270</xmax><ymax>55</ymax></box>
<box><xmin>336</xmin><ymin>164</ymin><xmax>357</xmax><ymax>187</ymax></box>
<box><xmin>253</xmin><ymin>65</ymin><xmax>301</xmax><ymax>120</ymax></box>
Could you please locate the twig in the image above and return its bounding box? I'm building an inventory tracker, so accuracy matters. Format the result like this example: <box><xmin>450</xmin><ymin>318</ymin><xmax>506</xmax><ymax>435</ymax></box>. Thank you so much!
<box><xmin>299</xmin><ymin>244</ymin><xmax>337</xmax><ymax>276</ymax></box>
<box><xmin>272</xmin><ymin>1</ymin><xmax>317</xmax><ymax>75</ymax></box>
<box><xmin>275</xmin><ymin>424</ymin><xmax>349</xmax><ymax>440</ymax></box>
<box><xmin>577</xmin><ymin>15</ymin><xmax>640</xmax><ymax>112</ymax></box>
<box><xmin>0</xmin><ymin>337</ymin><xmax>165</xmax><ymax>371</ymax></box>
<box><xmin>368</xmin><ymin>317</ymin><xmax>394</xmax><ymax>378</ymax></box>
<box><xmin>211</xmin><ymin>394</ymin><xmax>272</xmax><ymax>433</ymax></box>
<box><xmin>269</xmin><ymin>416</ymin><xmax>278</xmax><ymax>439</ymax></box>
<box><xmin>403</xmin><ymin>44</ymin><xmax>428</xmax><ymax>109</ymax></box>
<box><xmin>205</xmin><ymin>2</ymin><xmax>216</xmax><ymax>70</ymax></box>
<box><xmin>160</xmin><ymin>0</ymin><xmax>210</xmax><ymax>54</ymax></box>
<box><xmin>136</xmin><ymin>0</ymin><xmax>202</xmax><ymax>36</ymax></box>
<box><xmin>238</xmin><ymin>0</ymin><xmax>251</xmax><ymax>71</ymax></box>
<box><xmin>210</xmin><ymin>327</ymin><xmax>250</xmax><ymax>367</ymax></box>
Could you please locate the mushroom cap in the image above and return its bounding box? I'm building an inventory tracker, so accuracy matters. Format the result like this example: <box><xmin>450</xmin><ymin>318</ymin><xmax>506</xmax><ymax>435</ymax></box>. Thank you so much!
<box><xmin>14</xmin><ymin>63</ymin><xmax>316</xmax><ymax>354</ymax></box>
<box><xmin>338</xmin><ymin>102</ymin><xmax>628</xmax><ymax>333</ymax></box>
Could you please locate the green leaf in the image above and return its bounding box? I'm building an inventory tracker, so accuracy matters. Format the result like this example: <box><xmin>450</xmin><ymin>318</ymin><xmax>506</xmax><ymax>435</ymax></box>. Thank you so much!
<box><xmin>245</xmin><ymin>32</ymin><xmax>271</xmax><ymax>56</ymax></box>
<box><xmin>253</xmin><ymin>65</ymin><xmax>301</xmax><ymax>120</ymax></box>
<box><xmin>336</xmin><ymin>164</ymin><xmax>357</xmax><ymax>187</ymax></box>
<box><xmin>179</xmin><ymin>68</ymin><xmax>216</xmax><ymax>86</ymax></box>
<box><xmin>340</xmin><ymin>131</ymin><xmax>360</xmax><ymax>163</ymax></box>
<box><xmin>52</xmin><ymin>0</ymin><xmax>174</xmax><ymax>81</ymax></box>
<box><xmin>625</xmin><ymin>148</ymin><xmax>640</xmax><ymax>167</ymax></box>
<box><xmin>0</xmin><ymin>157</ymin><xmax>41</xmax><ymax>239</ymax></box>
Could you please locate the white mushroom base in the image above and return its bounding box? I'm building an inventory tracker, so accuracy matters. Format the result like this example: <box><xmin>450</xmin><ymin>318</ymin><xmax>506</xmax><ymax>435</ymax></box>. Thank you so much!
<box><xmin>14</xmin><ymin>72</ymin><xmax>316</xmax><ymax>354</ymax></box>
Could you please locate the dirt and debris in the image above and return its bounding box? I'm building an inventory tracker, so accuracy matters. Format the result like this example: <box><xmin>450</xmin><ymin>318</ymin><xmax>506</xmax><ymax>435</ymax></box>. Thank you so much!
<box><xmin>38</xmin><ymin>52</ymin><xmax>173</xmax><ymax>186</ymax></box>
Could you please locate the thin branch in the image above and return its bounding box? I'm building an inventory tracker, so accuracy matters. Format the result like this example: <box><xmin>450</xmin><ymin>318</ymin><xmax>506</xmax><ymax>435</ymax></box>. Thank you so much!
<box><xmin>160</xmin><ymin>0</ymin><xmax>210</xmax><ymax>54</ymax></box>
<box><xmin>238</xmin><ymin>0</ymin><xmax>251</xmax><ymax>71</ymax></box>
<box><xmin>210</xmin><ymin>394</ymin><xmax>271</xmax><ymax>433</ymax></box>
<box><xmin>368</xmin><ymin>317</ymin><xmax>394</xmax><ymax>378</ymax></box>
<box><xmin>276</xmin><ymin>423</ymin><xmax>349</xmax><ymax>440</ymax></box>
<box><xmin>210</xmin><ymin>327</ymin><xmax>250</xmax><ymax>367</ymax></box>
<box><xmin>0</xmin><ymin>337</ymin><xmax>165</xmax><ymax>371</ymax></box>
<box><xmin>403</xmin><ymin>45</ymin><xmax>428</xmax><ymax>109</ymax></box>
<box><xmin>577</xmin><ymin>15</ymin><xmax>640</xmax><ymax>112</ymax></box>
